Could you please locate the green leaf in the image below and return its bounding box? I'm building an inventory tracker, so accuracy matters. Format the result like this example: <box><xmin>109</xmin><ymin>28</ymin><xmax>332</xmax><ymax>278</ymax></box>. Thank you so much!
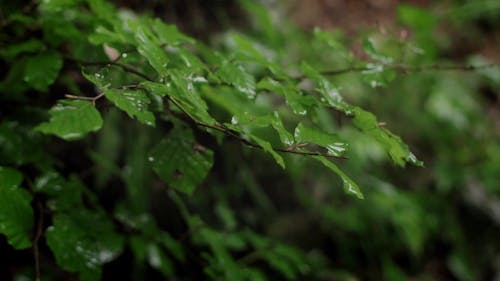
<box><xmin>0</xmin><ymin>39</ymin><xmax>44</xmax><ymax>59</ymax></box>
<box><xmin>46</xmin><ymin>212</ymin><xmax>124</xmax><ymax>281</ymax></box>
<box><xmin>300</xmin><ymin>62</ymin><xmax>353</xmax><ymax>114</ymax></box>
<box><xmin>87</xmin><ymin>0</ymin><xmax>117</xmax><ymax>23</ymax></box>
<box><xmin>271</xmin><ymin>112</ymin><xmax>295</xmax><ymax>146</ymax></box>
<box><xmin>226</xmin><ymin>113</ymin><xmax>288</xmax><ymax>167</ymax></box>
<box><xmin>35</xmin><ymin>100</ymin><xmax>103</xmax><ymax>141</ymax></box>
<box><xmin>149</xmin><ymin>128</ymin><xmax>214</xmax><ymax>195</ymax></box>
<box><xmin>151</xmin><ymin>19</ymin><xmax>195</xmax><ymax>46</ymax></box>
<box><xmin>104</xmin><ymin>89</ymin><xmax>155</xmax><ymax>126</ymax></box>
<box><xmin>215</xmin><ymin>60</ymin><xmax>256</xmax><ymax>99</ymax></box>
<box><xmin>168</xmin><ymin>70</ymin><xmax>216</xmax><ymax>124</ymax></box>
<box><xmin>135</xmin><ymin>26</ymin><xmax>169</xmax><ymax>76</ymax></box>
<box><xmin>230</xmin><ymin>111</ymin><xmax>294</xmax><ymax>146</ymax></box>
<box><xmin>313</xmin><ymin>156</ymin><xmax>364</xmax><ymax>199</ymax></box>
<box><xmin>129</xmin><ymin>236</ymin><xmax>175</xmax><ymax>277</ymax></box>
<box><xmin>352</xmin><ymin>107</ymin><xmax>422</xmax><ymax>167</ymax></box>
<box><xmin>257</xmin><ymin>78</ymin><xmax>310</xmax><ymax>115</ymax></box>
<box><xmin>23</xmin><ymin>51</ymin><xmax>63</xmax><ymax>91</ymax></box>
<box><xmin>294</xmin><ymin>123</ymin><xmax>348</xmax><ymax>157</ymax></box>
<box><xmin>249</xmin><ymin>134</ymin><xmax>285</xmax><ymax>169</ymax></box>
<box><xmin>0</xmin><ymin>167</ymin><xmax>34</xmax><ymax>249</ymax></box>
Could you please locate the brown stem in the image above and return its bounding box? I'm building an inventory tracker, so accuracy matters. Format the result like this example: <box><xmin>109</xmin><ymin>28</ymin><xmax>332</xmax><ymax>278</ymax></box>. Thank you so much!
<box><xmin>166</xmin><ymin>96</ymin><xmax>347</xmax><ymax>159</ymax></box>
<box><xmin>65</xmin><ymin>92</ymin><xmax>105</xmax><ymax>106</ymax></box>
<box><xmin>312</xmin><ymin>63</ymin><xmax>499</xmax><ymax>78</ymax></box>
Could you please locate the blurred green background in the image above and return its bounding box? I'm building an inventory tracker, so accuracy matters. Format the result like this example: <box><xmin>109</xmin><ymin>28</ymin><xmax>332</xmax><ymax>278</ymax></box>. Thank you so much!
<box><xmin>1</xmin><ymin>0</ymin><xmax>499</xmax><ymax>280</ymax></box>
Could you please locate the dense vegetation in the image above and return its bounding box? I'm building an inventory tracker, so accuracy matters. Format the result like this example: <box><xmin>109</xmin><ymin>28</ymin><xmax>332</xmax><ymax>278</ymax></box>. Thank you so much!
<box><xmin>0</xmin><ymin>0</ymin><xmax>499</xmax><ymax>280</ymax></box>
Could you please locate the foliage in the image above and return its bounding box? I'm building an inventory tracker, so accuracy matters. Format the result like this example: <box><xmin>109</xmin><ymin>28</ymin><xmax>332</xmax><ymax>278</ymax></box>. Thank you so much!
<box><xmin>0</xmin><ymin>0</ymin><xmax>499</xmax><ymax>280</ymax></box>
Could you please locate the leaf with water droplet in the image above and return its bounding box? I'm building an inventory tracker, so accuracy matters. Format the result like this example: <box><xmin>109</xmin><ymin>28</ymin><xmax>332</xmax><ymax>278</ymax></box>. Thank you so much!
<box><xmin>243</xmin><ymin>132</ymin><xmax>285</xmax><ymax>169</ymax></box>
<box><xmin>352</xmin><ymin>107</ymin><xmax>422</xmax><ymax>167</ymax></box>
<box><xmin>149</xmin><ymin>128</ymin><xmax>213</xmax><ymax>195</ymax></box>
<box><xmin>215</xmin><ymin>60</ymin><xmax>256</xmax><ymax>99</ymax></box>
<box><xmin>257</xmin><ymin>77</ymin><xmax>313</xmax><ymax>116</ymax></box>
<box><xmin>294</xmin><ymin>123</ymin><xmax>347</xmax><ymax>157</ymax></box>
<box><xmin>300</xmin><ymin>62</ymin><xmax>353</xmax><ymax>114</ymax></box>
<box><xmin>104</xmin><ymin>89</ymin><xmax>155</xmax><ymax>126</ymax></box>
<box><xmin>35</xmin><ymin>100</ymin><xmax>103</xmax><ymax>141</ymax></box>
<box><xmin>168</xmin><ymin>70</ymin><xmax>215</xmax><ymax>124</ymax></box>
<box><xmin>134</xmin><ymin>26</ymin><xmax>169</xmax><ymax>76</ymax></box>
<box><xmin>151</xmin><ymin>18</ymin><xmax>195</xmax><ymax>46</ymax></box>
<box><xmin>0</xmin><ymin>167</ymin><xmax>33</xmax><ymax>249</ymax></box>
<box><xmin>313</xmin><ymin>156</ymin><xmax>364</xmax><ymax>199</ymax></box>
<box><xmin>46</xmin><ymin>211</ymin><xmax>124</xmax><ymax>281</ymax></box>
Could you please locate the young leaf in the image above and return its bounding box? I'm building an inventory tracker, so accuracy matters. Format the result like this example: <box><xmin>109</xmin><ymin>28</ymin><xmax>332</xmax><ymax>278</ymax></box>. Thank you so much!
<box><xmin>249</xmin><ymin>134</ymin><xmax>285</xmax><ymax>169</ymax></box>
<box><xmin>300</xmin><ymin>62</ymin><xmax>354</xmax><ymax>114</ymax></box>
<box><xmin>352</xmin><ymin>107</ymin><xmax>422</xmax><ymax>167</ymax></box>
<box><xmin>313</xmin><ymin>156</ymin><xmax>364</xmax><ymax>199</ymax></box>
<box><xmin>294</xmin><ymin>123</ymin><xmax>348</xmax><ymax>157</ymax></box>
<box><xmin>134</xmin><ymin>26</ymin><xmax>169</xmax><ymax>76</ymax></box>
<box><xmin>0</xmin><ymin>167</ymin><xmax>34</xmax><ymax>249</ymax></box>
<box><xmin>168</xmin><ymin>70</ymin><xmax>216</xmax><ymax>124</ymax></box>
<box><xmin>23</xmin><ymin>51</ymin><xmax>63</xmax><ymax>91</ymax></box>
<box><xmin>104</xmin><ymin>89</ymin><xmax>155</xmax><ymax>126</ymax></box>
<box><xmin>149</xmin><ymin>128</ymin><xmax>214</xmax><ymax>195</ymax></box>
<box><xmin>257</xmin><ymin>78</ymin><xmax>310</xmax><ymax>115</ymax></box>
<box><xmin>215</xmin><ymin>60</ymin><xmax>256</xmax><ymax>99</ymax></box>
<box><xmin>35</xmin><ymin>100</ymin><xmax>103</xmax><ymax>141</ymax></box>
<box><xmin>151</xmin><ymin>19</ymin><xmax>195</xmax><ymax>46</ymax></box>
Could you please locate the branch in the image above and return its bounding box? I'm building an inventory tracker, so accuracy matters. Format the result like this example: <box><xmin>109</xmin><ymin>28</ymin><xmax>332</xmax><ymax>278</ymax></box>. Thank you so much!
<box><xmin>65</xmin><ymin>92</ymin><xmax>105</xmax><ymax>105</ymax></box>
<box><xmin>166</xmin><ymin>96</ymin><xmax>347</xmax><ymax>159</ymax></box>
<box><xmin>65</xmin><ymin>55</ymin><xmax>346</xmax><ymax>160</ymax></box>
<box><xmin>313</xmin><ymin>63</ymin><xmax>499</xmax><ymax>78</ymax></box>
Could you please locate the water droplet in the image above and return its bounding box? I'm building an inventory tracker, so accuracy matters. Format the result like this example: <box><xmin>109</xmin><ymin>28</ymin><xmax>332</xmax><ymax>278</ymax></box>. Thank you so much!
<box><xmin>190</xmin><ymin>76</ymin><xmax>208</xmax><ymax>83</ymax></box>
<box><xmin>297</xmin><ymin>109</ymin><xmax>307</xmax><ymax>115</ymax></box>
<box><xmin>98</xmin><ymin>250</ymin><xmax>115</xmax><ymax>263</ymax></box>
<box><xmin>327</xmin><ymin>143</ymin><xmax>347</xmax><ymax>156</ymax></box>
<box><xmin>148</xmin><ymin>245</ymin><xmax>162</xmax><ymax>267</ymax></box>
<box><xmin>237</xmin><ymin>86</ymin><xmax>256</xmax><ymax>99</ymax></box>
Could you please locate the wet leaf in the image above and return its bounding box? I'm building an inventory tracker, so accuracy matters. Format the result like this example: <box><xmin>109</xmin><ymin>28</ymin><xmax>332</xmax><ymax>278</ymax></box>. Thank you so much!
<box><xmin>294</xmin><ymin>123</ymin><xmax>348</xmax><ymax>157</ymax></box>
<box><xmin>35</xmin><ymin>100</ymin><xmax>103</xmax><ymax>141</ymax></box>
<box><xmin>352</xmin><ymin>107</ymin><xmax>422</xmax><ymax>167</ymax></box>
<box><xmin>104</xmin><ymin>89</ymin><xmax>155</xmax><ymax>126</ymax></box>
<box><xmin>46</xmin><ymin>212</ymin><xmax>124</xmax><ymax>281</ymax></box>
<box><xmin>313</xmin><ymin>156</ymin><xmax>364</xmax><ymax>199</ymax></box>
<box><xmin>215</xmin><ymin>60</ymin><xmax>256</xmax><ymax>99</ymax></box>
<box><xmin>149</xmin><ymin>128</ymin><xmax>213</xmax><ymax>194</ymax></box>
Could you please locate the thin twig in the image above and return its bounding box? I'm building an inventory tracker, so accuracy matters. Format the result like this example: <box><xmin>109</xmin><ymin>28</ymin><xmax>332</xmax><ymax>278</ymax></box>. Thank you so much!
<box><xmin>166</xmin><ymin>96</ymin><xmax>347</xmax><ymax>159</ymax></box>
<box><xmin>65</xmin><ymin>92</ymin><xmax>105</xmax><ymax>105</ymax></box>
<box><xmin>313</xmin><ymin>63</ymin><xmax>499</xmax><ymax>78</ymax></box>
<box><xmin>33</xmin><ymin>201</ymin><xmax>43</xmax><ymax>281</ymax></box>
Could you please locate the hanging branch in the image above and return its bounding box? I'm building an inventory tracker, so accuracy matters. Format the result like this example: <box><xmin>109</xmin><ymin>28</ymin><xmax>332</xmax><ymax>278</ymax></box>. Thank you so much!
<box><xmin>315</xmin><ymin>63</ymin><xmax>499</xmax><ymax>77</ymax></box>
